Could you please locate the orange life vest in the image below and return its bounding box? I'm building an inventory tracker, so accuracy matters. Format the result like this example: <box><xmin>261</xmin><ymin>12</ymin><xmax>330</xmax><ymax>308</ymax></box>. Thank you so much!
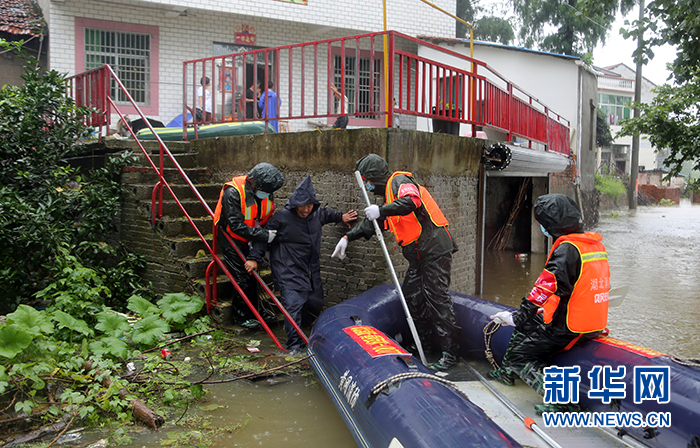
<box><xmin>384</xmin><ymin>171</ymin><xmax>449</xmax><ymax>246</ymax></box>
<box><xmin>213</xmin><ymin>176</ymin><xmax>274</xmax><ymax>242</ymax></box>
<box><xmin>541</xmin><ymin>232</ymin><xmax>610</xmax><ymax>333</ymax></box>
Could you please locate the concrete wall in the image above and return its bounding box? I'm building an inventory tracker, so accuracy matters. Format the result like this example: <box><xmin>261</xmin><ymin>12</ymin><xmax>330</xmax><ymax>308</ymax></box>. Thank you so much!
<box><xmin>116</xmin><ymin>129</ymin><xmax>482</xmax><ymax>306</ymax></box>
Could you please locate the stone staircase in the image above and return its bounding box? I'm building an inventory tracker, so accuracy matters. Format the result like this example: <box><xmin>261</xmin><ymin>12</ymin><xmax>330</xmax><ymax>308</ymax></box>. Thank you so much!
<box><xmin>118</xmin><ymin>142</ymin><xmax>237</xmax><ymax>315</ymax></box>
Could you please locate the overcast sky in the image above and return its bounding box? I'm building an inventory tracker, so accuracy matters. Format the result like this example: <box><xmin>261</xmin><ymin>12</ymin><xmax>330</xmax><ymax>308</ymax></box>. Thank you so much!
<box><xmin>590</xmin><ymin>6</ymin><xmax>675</xmax><ymax>86</ymax></box>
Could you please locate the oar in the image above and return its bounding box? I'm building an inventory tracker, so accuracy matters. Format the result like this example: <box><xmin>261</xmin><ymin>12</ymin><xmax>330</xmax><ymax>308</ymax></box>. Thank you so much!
<box><xmin>353</xmin><ymin>170</ymin><xmax>428</xmax><ymax>366</ymax></box>
<box><xmin>608</xmin><ymin>285</ymin><xmax>629</xmax><ymax>307</ymax></box>
<box><xmin>461</xmin><ymin>360</ymin><xmax>564</xmax><ymax>448</ymax></box>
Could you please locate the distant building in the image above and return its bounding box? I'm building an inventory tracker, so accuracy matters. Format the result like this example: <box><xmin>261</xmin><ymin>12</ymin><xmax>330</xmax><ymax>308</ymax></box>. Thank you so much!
<box><xmin>0</xmin><ymin>0</ymin><xmax>47</xmax><ymax>86</ymax></box>
<box><xmin>594</xmin><ymin>64</ymin><xmax>659</xmax><ymax>174</ymax></box>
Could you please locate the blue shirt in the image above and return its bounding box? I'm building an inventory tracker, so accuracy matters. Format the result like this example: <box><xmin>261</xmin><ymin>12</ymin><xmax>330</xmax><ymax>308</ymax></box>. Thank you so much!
<box><xmin>258</xmin><ymin>89</ymin><xmax>280</xmax><ymax>132</ymax></box>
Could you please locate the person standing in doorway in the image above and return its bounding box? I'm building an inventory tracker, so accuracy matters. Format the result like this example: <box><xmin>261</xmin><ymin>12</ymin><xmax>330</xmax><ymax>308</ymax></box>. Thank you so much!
<box><xmin>331</xmin><ymin>154</ymin><xmax>460</xmax><ymax>371</ymax></box>
<box><xmin>213</xmin><ymin>163</ymin><xmax>285</xmax><ymax>328</ymax></box>
<box><xmin>258</xmin><ymin>81</ymin><xmax>281</xmax><ymax>132</ymax></box>
<box><xmin>196</xmin><ymin>76</ymin><xmax>212</xmax><ymax>123</ymax></box>
<box><xmin>246</xmin><ymin>82</ymin><xmax>261</xmax><ymax>119</ymax></box>
<box><xmin>488</xmin><ymin>193</ymin><xmax>611</xmax><ymax>415</ymax></box>
<box><xmin>330</xmin><ymin>83</ymin><xmax>349</xmax><ymax>129</ymax></box>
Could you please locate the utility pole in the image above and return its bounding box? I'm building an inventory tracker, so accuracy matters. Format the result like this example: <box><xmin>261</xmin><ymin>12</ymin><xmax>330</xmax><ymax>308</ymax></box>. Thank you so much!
<box><xmin>628</xmin><ymin>0</ymin><xmax>644</xmax><ymax>210</ymax></box>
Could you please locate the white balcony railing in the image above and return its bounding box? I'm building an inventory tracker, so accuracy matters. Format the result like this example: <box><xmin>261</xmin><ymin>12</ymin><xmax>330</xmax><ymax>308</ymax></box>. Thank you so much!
<box><xmin>598</xmin><ymin>76</ymin><xmax>634</xmax><ymax>91</ymax></box>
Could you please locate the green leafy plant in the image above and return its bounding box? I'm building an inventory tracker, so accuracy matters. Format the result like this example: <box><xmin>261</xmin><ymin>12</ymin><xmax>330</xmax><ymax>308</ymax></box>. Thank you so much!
<box><xmin>0</xmin><ymin>288</ymin><xmax>211</xmax><ymax>430</ymax></box>
<box><xmin>158</xmin><ymin>293</ymin><xmax>205</xmax><ymax>328</ymax></box>
<box><xmin>0</xmin><ymin>41</ymin><xmax>146</xmax><ymax>314</ymax></box>
<box><xmin>595</xmin><ymin>173</ymin><xmax>627</xmax><ymax>199</ymax></box>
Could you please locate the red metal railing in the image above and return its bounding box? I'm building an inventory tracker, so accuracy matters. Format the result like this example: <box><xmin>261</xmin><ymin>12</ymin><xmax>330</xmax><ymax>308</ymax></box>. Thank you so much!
<box><xmin>67</xmin><ymin>65</ymin><xmax>306</xmax><ymax>351</ymax></box>
<box><xmin>183</xmin><ymin>30</ymin><xmax>570</xmax><ymax>154</ymax></box>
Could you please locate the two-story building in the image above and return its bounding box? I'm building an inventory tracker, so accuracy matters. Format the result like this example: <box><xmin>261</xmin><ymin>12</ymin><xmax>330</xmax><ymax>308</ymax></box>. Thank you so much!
<box><xmin>37</xmin><ymin>0</ymin><xmax>456</xmax><ymax>125</ymax></box>
<box><xmin>594</xmin><ymin>63</ymin><xmax>658</xmax><ymax>174</ymax></box>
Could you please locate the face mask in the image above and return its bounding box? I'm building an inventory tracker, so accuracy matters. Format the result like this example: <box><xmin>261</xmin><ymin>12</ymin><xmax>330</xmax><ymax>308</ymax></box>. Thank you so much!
<box><xmin>540</xmin><ymin>224</ymin><xmax>551</xmax><ymax>238</ymax></box>
<box><xmin>255</xmin><ymin>190</ymin><xmax>270</xmax><ymax>200</ymax></box>
<box><xmin>365</xmin><ymin>181</ymin><xmax>375</xmax><ymax>192</ymax></box>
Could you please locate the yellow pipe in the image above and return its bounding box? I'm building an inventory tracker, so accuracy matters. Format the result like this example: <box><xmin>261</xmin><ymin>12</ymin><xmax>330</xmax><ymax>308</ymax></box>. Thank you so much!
<box><xmin>417</xmin><ymin>0</ymin><xmax>473</xmax><ymax>59</ymax></box>
<box><xmin>383</xmin><ymin>0</ymin><xmax>390</xmax><ymax>127</ymax></box>
<box><xmin>417</xmin><ymin>0</ymin><xmax>475</xmax><ymax>133</ymax></box>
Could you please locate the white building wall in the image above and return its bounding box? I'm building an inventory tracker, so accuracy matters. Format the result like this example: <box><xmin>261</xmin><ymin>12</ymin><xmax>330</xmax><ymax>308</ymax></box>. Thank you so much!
<box><xmin>43</xmin><ymin>0</ymin><xmax>456</xmax><ymax>125</ymax></box>
<box><xmin>417</xmin><ymin>42</ymin><xmax>583</xmax><ymax>154</ymax></box>
<box><xmin>597</xmin><ymin>64</ymin><xmax>659</xmax><ymax>171</ymax></box>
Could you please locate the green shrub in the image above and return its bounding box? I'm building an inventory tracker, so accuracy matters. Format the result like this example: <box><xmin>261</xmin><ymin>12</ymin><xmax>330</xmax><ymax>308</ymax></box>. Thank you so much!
<box><xmin>595</xmin><ymin>173</ymin><xmax>627</xmax><ymax>199</ymax></box>
<box><xmin>0</xmin><ymin>40</ymin><xmax>148</xmax><ymax>313</ymax></box>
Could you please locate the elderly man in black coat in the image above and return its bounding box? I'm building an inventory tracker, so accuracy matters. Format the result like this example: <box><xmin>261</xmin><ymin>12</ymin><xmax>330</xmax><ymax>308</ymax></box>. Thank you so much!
<box><xmin>251</xmin><ymin>176</ymin><xmax>356</xmax><ymax>353</ymax></box>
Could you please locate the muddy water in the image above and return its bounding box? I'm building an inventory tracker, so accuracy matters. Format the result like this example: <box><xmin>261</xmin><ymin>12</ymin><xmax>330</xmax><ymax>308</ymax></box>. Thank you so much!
<box><xmin>122</xmin><ymin>202</ymin><xmax>699</xmax><ymax>447</ymax></box>
<box><xmin>481</xmin><ymin>200</ymin><xmax>700</xmax><ymax>359</ymax></box>
<box><xmin>121</xmin><ymin>377</ymin><xmax>356</xmax><ymax>448</ymax></box>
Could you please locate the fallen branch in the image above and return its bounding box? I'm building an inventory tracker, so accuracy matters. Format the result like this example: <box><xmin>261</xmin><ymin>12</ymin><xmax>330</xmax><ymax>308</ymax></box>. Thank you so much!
<box><xmin>84</xmin><ymin>360</ymin><xmax>164</xmax><ymax>429</ymax></box>
<box><xmin>44</xmin><ymin>413</ymin><xmax>77</xmax><ymax>448</ymax></box>
<box><xmin>141</xmin><ymin>329</ymin><xmax>215</xmax><ymax>354</ymax></box>
<box><xmin>195</xmin><ymin>355</ymin><xmax>311</xmax><ymax>385</ymax></box>
<box><xmin>2</xmin><ymin>418</ymin><xmax>69</xmax><ymax>448</ymax></box>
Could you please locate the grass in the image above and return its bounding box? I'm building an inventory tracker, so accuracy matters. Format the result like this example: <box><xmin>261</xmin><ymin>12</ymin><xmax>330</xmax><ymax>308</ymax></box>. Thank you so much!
<box><xmin>595</xmin><ymin>173</ymin><xmax>627</xmax><ymax>199</ymax></box>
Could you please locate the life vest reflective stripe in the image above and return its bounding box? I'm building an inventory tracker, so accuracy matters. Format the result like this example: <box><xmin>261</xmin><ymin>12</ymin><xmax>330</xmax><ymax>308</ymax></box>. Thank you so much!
<box><xmin>540</xmin><ymin>232</ymin><xmax>610</xmax><ymax>333</ymax></box>
<box><xmin>213</xmin><ymin>176</ymin><xmax>273</xmax><ymax>243</ymax></box>
<box><xmin>384</xmin><ymin>171</ymin><xmax>448</xmax><ymax>246</ymax></box>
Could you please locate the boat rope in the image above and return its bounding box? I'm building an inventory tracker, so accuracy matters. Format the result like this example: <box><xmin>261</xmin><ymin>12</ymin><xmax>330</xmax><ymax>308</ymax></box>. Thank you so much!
<box><xmin>670</xmin><ymin>355</ymin><xmax>700</xmax><ymax>368</ymax></box>
<box><xmin>369</xmin><ymin>372</ymin><xmax>470</xmax><ymax>402</ymax></box>
<box><xmin>483</xmin><ymin>320</ymin><xmax>502</xmax><ymax>370</ymax></box>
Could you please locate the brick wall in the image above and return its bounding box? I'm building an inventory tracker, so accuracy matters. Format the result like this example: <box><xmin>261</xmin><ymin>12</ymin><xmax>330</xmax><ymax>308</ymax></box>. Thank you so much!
<box><xmin>639</xmin><ymin>184</ymin><xmax>681</xmax><ymax>205</ymax></box>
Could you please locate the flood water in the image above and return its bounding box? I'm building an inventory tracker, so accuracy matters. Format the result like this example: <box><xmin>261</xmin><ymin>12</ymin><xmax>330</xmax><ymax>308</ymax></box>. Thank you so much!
<box><xmin>482</xmin><ymin>200</ymin><xmax>700</xmax><ymax>359</ymax></box>
<box><xmin>121</xmin><ymin>201</ymin><xmax>699</xmax><ymax>447</ymax></box>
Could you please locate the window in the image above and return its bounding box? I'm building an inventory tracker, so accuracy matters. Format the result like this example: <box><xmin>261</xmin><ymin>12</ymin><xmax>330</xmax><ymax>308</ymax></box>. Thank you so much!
<box><xmin>598</xmin><ymin>94</ymin><xmax>631</xmax><ymax>125</ymax></box>
<box><xmin>334</xmin><ymin>54</ymin><xmax>382</xmax><ymax>122</ymax></box>
<box><xmin>84</xmin><ymin>28</ymin><xmax>150</xmax><ymax>105</ymax></box>
<box><xmin>75</xmin><ymin>18</ymin><xmax>159</xmax><ymax>115</ymax></box>
<box><xmin>436</xmin><ymin>74</ymin><xmax>464</xmax><ymax>117</ymax></box>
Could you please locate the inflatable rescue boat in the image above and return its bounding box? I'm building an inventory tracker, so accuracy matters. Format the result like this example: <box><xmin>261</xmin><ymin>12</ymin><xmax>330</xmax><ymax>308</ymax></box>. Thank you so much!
<box><xmin>308</xmin><ymin>284</ymin><xmax>700</xmax><ymax>448</ymax></box>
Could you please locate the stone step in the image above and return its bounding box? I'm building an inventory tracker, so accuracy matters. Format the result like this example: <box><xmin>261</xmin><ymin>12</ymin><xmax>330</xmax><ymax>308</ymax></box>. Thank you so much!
<box><xmin>152</xmin><ymin>199</ymin><xmax>216</xmax><ymax>220</ymax></box>
<box><xmin>188</xmin><ymin>273</ymin><xmax>276</xmax><ymax>302</ymax></box>
<box><xmin>155</xmin><ymin>216</ymin><xmax>214</xmax><ymax>239</ymax></box>
<box><xmin>121</xmin><ymin>166</ymin><xmax>213</xmax><ymax>185</ymax></box>
<box><xmin>103</xmin><ymin>138</ymin><xmax>191</xmax><ymax>155</ymax></box>
<box><xmin>127</xmin><ymin>183</ymin><xmax>222</xmax><ymax>202</ymax></box>
<box><xmin>164</xmin><ymin>235</ymin><xmax>212</xmax><ymax>258</ymax></box>
<box><xmin>135</xmin><ymin>152</ymin><xmax>199</xmax><ymax>169</ymax></box>
<box><xmin>179</xmin><ymin>254</ymin><xmax>216</xmax><ymax>279</ymax></box>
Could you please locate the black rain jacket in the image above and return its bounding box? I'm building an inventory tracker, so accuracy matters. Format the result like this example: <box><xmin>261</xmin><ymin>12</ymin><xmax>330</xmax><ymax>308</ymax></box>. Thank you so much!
<box><xmin>514</xmin><ymin>193</ymin><xmax>587</xmax><ymax>335</ymax></box>
<box><xmin>252</xmin><ymin>176</ymin><xmax>343</xmax><ymax>291</ymax></box>
<box><xmin>347</xmin><ymin>154</ymin><xmax>456</xmax><ymax>260</ymax></box>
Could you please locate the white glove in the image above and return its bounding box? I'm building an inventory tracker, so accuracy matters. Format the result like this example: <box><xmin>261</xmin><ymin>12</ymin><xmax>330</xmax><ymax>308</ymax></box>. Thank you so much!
<box><xmin>490</xmin><ymin>311</ymin><xmax>515</xmax><ymax>326</ymax></box>
<box><xmin>365</xmin><ymin>204</ymin><xmax>381</xmax><ymax>221</ymax></box>
<box><xmin>267</xmin><ymin>230</ymin><xmax>277</xmax><ymax>243</ymax></box>
<box><xmin>331</xmin><ymin>237</ymin><xmax>348</xmax><ymax>260</ymax></box>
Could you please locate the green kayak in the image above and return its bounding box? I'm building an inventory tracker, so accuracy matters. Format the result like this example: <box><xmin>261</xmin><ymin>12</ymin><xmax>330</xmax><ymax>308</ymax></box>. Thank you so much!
<box><xmin>136</xmin><ymin>121</ymin><xmax>276</xmax><ymax>141</ymax></box>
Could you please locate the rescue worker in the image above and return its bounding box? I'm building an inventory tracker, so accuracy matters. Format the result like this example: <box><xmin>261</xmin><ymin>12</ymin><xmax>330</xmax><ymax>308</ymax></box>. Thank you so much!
<box><xmin>213</xmin><ymin>163</ymin><xmax>285</xmax><ymax>328</ymax></box>
<box><xmin>489</xmin><ymin>193</ymin><xmax>610</xmax><ymax>414</ymax></box>
<box><xmin>251</xmin><ymin>176</ymin><xmax>357</xmax><ymax>354</ymax></box>
<box><xmin>331</xmin><ymin>154</ymin><xmax>460</xmax><ymax>371</ymax></box>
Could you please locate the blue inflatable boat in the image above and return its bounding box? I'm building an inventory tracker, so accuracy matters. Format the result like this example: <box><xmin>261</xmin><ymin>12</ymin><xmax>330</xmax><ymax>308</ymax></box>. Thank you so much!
<box><xmin>308</xmin><ymin>284</ymin><xmax>700</xmax><ymax>448</ymax></box>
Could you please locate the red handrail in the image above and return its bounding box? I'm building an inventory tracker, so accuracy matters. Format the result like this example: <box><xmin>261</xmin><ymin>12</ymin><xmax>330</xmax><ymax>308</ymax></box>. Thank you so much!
<box><xmin>182</xmin><ymin>30</ymin><xmax>570</xmax><ymax>154</ymax></box>
<box><xmin>67</xmin><ymin>64</ymin><xmax>305</xmax><ymax>350</ymax></box>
